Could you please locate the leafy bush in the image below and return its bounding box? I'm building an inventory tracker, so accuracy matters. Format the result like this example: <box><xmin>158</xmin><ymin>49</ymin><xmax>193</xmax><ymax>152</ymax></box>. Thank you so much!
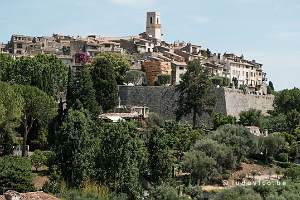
<box><xmin>212</xmin><ymin>113</ymin><xmax>236</xmax><ymax>130</ymax></box>
<box><xmin>276</xmin><ymin>152</ymin><xmax>289</xmax><ymax>162</ymax></box>
<box><xmin>148</xmin><ymin>184</ymin><xmax>179</xmax><ymax>200</ymax></box>
<box><xmin>239</xmin><ymin>109</ymin><xmax>262</xmax><ymax>127</ymax></box>
<box><xmin>31</xmin><ymin>149</ymin><xmax>47</xmax><ymax>172</ymax></box>
<box><xmin>284</xmin><ymin>165</ymin><xmax>300</xmax><ymax>181</ymax></box>
<box><xmin>210</xmin><ymin>76</ymin><xmax>230</xmax><ymax>87</ymax></box>
<box><xmin>209</xmin><ymin>125</ymin><xmax>255</xmax><ymax>164</ymax></box>
<box><xmin>155</xmin><ymin>74</ymin><xmax>171</xmax><ymax>86</ymax></box>
<box><xmin>212</xmin><ymin>186</ymin><xmax>262</xmax><ymax>200</ymax></box>
<box><xmin>0</xmin><ymin>156</ymin><xmax>34</xmax><ymax>194</ymax></box>
<box><xmin>124</xmin><ymin>70</ymin><xmax>147</xmax><ymax>85</ymax></box>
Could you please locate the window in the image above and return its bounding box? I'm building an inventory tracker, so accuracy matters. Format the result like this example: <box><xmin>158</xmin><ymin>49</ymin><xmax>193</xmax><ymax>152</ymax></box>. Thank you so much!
<box><xmin>17</xmin><ymin>43</ymin><xmax>22</xmax><ymax>48</ymax></box>
<box><xmin>179</xmin><ymin>66</ymin><xmax>184</xmax><ymax>70</ymax></box>
<box><xmin>157</xmin><ymin>18</ymin><xmax>159</xmax><ymax>24</ymax></box>
<box><xmin>150</xmin><ymin>17</ymin><xmax>153</xmax><ymax>24</ymax></box>
<box><xmin>16</xmin><ymin>50</ymin><xmax>22</xmax><ymax>54</ymax></box>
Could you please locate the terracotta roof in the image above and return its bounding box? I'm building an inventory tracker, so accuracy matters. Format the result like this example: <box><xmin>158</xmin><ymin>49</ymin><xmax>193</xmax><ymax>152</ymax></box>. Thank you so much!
<box><xmin>0</xmin><ymin>191</ymin><xmax>59</xmax><ymax>200</ymax></box>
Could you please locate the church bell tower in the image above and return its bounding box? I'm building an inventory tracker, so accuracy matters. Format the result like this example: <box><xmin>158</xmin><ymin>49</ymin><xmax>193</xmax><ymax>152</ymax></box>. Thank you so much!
<box><xmin>146</xmin><ymin>11</ymin><xmax>162</xmax><ymax>41</ymax></box>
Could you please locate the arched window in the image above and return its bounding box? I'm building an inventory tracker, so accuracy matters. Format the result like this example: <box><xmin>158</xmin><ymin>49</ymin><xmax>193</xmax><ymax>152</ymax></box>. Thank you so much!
<box><xmin>150</xmin><ymin>17</ymin><xmax>153</xmax><ymax>24</ymax></box>
<box><xmin>157</xmin><ymin>18</ymin><xmax>159</xmax><ymax>24</ymax></box>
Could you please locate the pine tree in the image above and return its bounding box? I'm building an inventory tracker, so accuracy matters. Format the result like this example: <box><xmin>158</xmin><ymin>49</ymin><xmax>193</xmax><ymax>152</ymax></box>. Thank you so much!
<box><xmin>67</xmin><ymin>67</ymin><xmax>100</xmax><ymax>115</ymax></box>
<box><xmin>91</xmin><ymin>56</ymin><xmax>118</xmax><ymax>112</ymax></box>
<box><xmin>176</xmin><ymin>60</ymin><xmax>216</xmax><ymax>128</ymax></box>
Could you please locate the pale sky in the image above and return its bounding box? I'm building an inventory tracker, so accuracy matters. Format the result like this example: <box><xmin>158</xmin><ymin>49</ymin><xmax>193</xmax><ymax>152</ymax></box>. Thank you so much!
<box><xmin>1</xmin><ymin>0</ymin><xmax>300</xmax><ymax>90</ymax></box>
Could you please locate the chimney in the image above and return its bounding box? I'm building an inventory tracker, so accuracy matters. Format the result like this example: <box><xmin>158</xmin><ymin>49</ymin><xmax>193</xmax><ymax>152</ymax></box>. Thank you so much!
<box><xmin>4</xmin><ymin>191</ymin><xmax>20</xmax><ymax>200</ymax></box>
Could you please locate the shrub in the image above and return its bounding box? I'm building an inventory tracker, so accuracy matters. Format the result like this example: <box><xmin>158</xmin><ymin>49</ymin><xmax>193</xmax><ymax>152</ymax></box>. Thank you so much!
<box><xmin>284</xmin><ymin>165</ymin><xmax>300</xmax><ymax>181</ymax></box>
<box><xmin>155</xmin><ymin>74</ymin><xmax>171</xmax><ymax>86</ymax></box>
<box><xmin>276</xmin><ymin>152</ymin><xmax>289</xmax><ymax>162</ymax></box>
<box><xmin>0</xmin><ymin>156</ymin><xmax>34</xmax><ymax>194</ymax></box>
<box><xmin>31</xmin><ymin>150</ymin><xmax>47</xmax><ymax>172</ymax></box>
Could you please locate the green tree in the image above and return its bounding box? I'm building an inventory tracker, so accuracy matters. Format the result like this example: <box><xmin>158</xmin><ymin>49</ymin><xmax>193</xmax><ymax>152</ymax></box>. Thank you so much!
<box><xmin>92</xmin><ymin>53</ymin><xmax>130</xmax><ymax>85</ymax></box>
<box><xmin>148</xmin><ymin>184</ymin><xmax>180</xmax><ymax>200</ymax></box>
<box><xmin>212</xmin><ymin>113</ymin><xmax>236</xmax><ymax>130</ymax></box>
<box><xmin>286</xmin><ymin>109</ymin><xmax>300</xmax><ymax>134</ymax></box>
<box><xmin>147</xmin><ymin>112</ymin><xmax>164</xmax><ymax>127</ymax></box>
<box><xmin>0</xmin><ymin>156</ymin><xmax>34</xmax><ymax>194</ymax></box>
<box><xmin>269</xmin><ymin>81</ymin><xmax>275</xmax><ymax>91</ymax></box>
<box><xmin>3</xmin><ymin>54</ymin><xmax>68</xmax><ymax>98</ymax></box>
<box><xmin>163</xmin><ymin>120</ymin><xmax>202</xmax><ymax>161</ymax></box>
<box><xmin>260</xmin><ymin>114</ymin><xmax>288</xmax><ymax>133</ymax></box>
<box><xmin>0</xmin><ymin>53</ymin><xmax>14</xmax><ymax>80</ymax></box>
<box><xmin>183</xmin><ymin>150</ymin><xmax>216</xmax><ymax>185</ymax></box>
<box><xmin>258</xmin><ymin>134</ymin><xmax>286</xmax><ymax>162</ymax></box>
<box><xmin>239</xmin><ymin>109</ymin><xmax>262</xmax><ymax>127</ymax></box>
<box><xmin>147</xmin><ymin>127</ymin><xmax>173</xmax><ymax>184</ymax></box>
<box><xmin>232</xmin><ymin>77</ymin><xmax>238</xmax><ymax>88</ymax></box>
<box><xmin>213</xmin><ymin>187</ymin><xmax>262</xmax><ymax>200</ymax></box>
<box><xmin>124</xmin><ymin>70</ymin><xmax>146</xmax><ymax>86</ymax></box>
<box><xmin>31</xmin><ymin>149</ymin><xmax>47</xmax><ymax>172</ymax></box>
<box><xmin>55</xmin><ymin>109</ymin><xmax>96</xmax><ymax>187</ymax></box>
<box><xmin>0</xmin><ymin>82</ymin><xmax>24</xmax><ymax>153</ymax></box>
<box><xmin>91</xmin><ymin>56</ymin><xmax>118</xmax><ymax>112</ymax></box>
<box><xmin>274</xmin><ymin>88</ymin><xmax>300</xmax><ymax>114</ymax></box>
<box><xmin>95</xmin><ymin>122</ymin><xmax>147</xmax><ymax>199</ymax></box>
<box><xmin>209</xmin><ymin>125</ymin><xmax>255</xmax><ymax>164</ymax></box>
<box><xmin>184</xmin><ymin>185</ymin><xmax>203</xmax><ymax>200</ymax></box>
<box><xmin>192</xmin><ymin>139</ymin><xmax>236</xmax><ymax>171</ymax></box>
<box><xmin>66</xmin><ymin>67</ymin><xmax>100</xmax><ymax>115</ymax></box>
<box><xmin>267</xmin><ymin>81</ymin><xmax>275</xmax><ymax>94</ymax></box>
<box><xmin>210</xmin><ymin>76</ymin><xmax>230</xmax><ymax>87</ymax></box>
<box><xmin>15</xmin><ymin>85</ymin><xmax>57</xmax><ymax>156</ymax></box>
<box><xmin>155</xmin><ymin>74</ymin><xmax>171</xmax><ymax>86</ymax></box>
<box><xmin>284</xmin><ymin>165</ymin><xmax>300</xmax><ymax>181</ymax></box>
<box><xmin>176</xmin><ymin>60</ymin><xmax>215</xmax><ymax>129</ymax></box>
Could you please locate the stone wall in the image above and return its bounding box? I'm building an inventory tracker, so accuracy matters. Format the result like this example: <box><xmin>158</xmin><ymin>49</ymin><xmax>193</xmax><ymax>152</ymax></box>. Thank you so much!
<box><xmin>118</xmin><ymin>86</ymin><xmax>274</xmax><ymax>120</ymax></box>
<box><xmin>222</xmin><ymin>88</ymin><xmax>274</xmax><ymax>118</ymax></box>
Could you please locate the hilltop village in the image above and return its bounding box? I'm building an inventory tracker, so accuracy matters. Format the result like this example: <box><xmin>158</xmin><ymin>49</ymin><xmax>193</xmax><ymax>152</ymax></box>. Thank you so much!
<box><xmin>1</xmin><ymin>12</ymin><xmax>268</xmax><ymax>95</ymax></box>
<box><xmin>4</xmin><ymin>11</ymin><xmax>300</xmax><ymax>200</ymax></box>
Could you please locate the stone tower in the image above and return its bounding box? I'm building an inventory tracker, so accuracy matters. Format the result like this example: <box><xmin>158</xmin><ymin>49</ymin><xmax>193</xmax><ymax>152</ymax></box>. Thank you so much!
<box><xmin>146</xmin><ymin>11</ymin><xmax>162</xmax><ymax>41</ymax></box>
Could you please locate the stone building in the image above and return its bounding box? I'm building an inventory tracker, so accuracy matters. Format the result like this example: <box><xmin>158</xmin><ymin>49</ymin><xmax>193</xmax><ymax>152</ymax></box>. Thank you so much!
<box><xmin>0</xmin><ymin>43</ymin><xmax>6</xmax><ymax>53</ymax></box>
<box><xmin>142</xmin><ymin>60</ymin><xmax>172</xmax><ymax>86</ymax></box>
<box><xmin>174</xmin><ymin>43</ymin><xmax>204</xmax><ymax>62</ymax></box>
<box><xmin>9</xmin><ymin>35</ymin><xmax>33</xmax><ymax>56</ymax></box>
<box><xmin>171</xmin><ymin>61</ymin><xmax>187</xmax><ymax>85</ymax></box>
<box><xmin>223</xmin><ymin>53</ymin><xmax>266</xmax><ymax>90</ymax></box>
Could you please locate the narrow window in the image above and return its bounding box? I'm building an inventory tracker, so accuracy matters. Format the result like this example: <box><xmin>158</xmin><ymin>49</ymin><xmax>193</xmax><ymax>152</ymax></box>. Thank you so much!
<box><xmin>150</xmin><ymin>17</ymin><xmax>153</xmax><ymax>24</ymax></box>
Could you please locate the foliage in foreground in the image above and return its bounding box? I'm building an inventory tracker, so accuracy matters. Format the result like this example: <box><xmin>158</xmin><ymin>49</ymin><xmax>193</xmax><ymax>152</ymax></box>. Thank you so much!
<box><xmin>0</xmin><ymin>156</ymin><xmax>34</xmax><ymax>194</ymax></box>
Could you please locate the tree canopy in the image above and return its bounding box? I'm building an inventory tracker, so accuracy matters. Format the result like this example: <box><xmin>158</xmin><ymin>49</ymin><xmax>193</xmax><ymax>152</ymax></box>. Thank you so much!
<box><xmin>176</xmin><ymin>60</ymin><xmax>215</xmax><ymax>128</ymax></box>
<box><xmin>92</xmin><ymin>53</ymin><xmax>130</xmax><ymax>85</ymax></box>
<box><xmin>66</xmin><ymin>67</ymin><xmax>100</xmax><ymax>115</ymax></box>
<box><xmin>91</xmin><ymin>56</ymin><xmax>118</xmax><ymax>112</ymax></box>
<box><xmin>0</xmin><ymin>82</ymin><xmax>24</xmax><ymax>149</ymax></box>
<box><xmin>274</xmin><ymin>88</ymin><xmax>300</xmax><ymax>114</ymax></box>
<box><xmin>15</xmin><ymin>84</ymin><xmax>57</xmax><ymax>156</ymax></box>
<box><xmin>0</xmin><ymin>156</ymin><xmax>34</xmax><ymax>194</ymax></box>
<box><xmin>1</xmin><ymin>54</ymin><xmax>69</xmax><ymax>98</ymax></box>
<box><xmin>54</xmin><ymin>109</ymin><xmax>96</xmax><ymax>187</ymax></box>
<box><xmin>95</xmin><ymin>122</ymin><xmax>147</xmax><ymax>199</ymax></box>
